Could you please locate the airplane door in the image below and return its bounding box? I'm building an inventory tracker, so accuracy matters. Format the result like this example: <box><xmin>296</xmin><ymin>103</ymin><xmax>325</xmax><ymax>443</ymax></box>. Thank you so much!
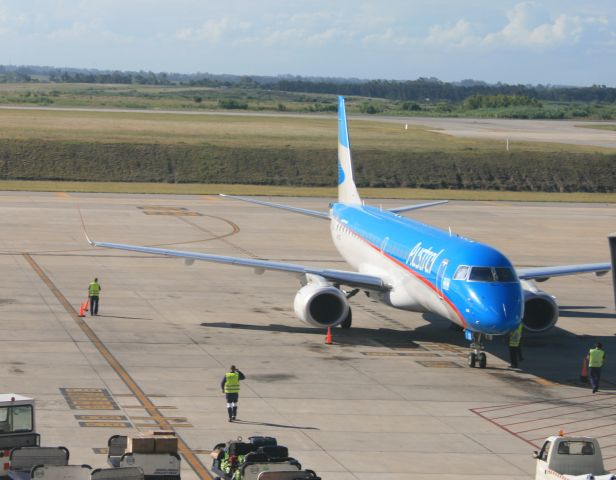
<box><xmin>436</xmin><ymin>259</ymin><xmax>449</xmax><ymax>298</ymax></box>
<box><xmin>380</xmin><ymin>236</ymin><xmax>389</xmax><ymax>252</ymax></box>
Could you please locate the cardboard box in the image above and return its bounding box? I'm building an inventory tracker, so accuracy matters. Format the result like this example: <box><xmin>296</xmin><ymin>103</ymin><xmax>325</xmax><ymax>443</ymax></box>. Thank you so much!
<box><xmin>127</xmin><ymin>436</ymin><xmax>155</xmax><ymax>454</ymax></box>
<box><xmin>155</xmin><ymin>435</ymin><xmax>178</xmax><ymax>454</ymax></box>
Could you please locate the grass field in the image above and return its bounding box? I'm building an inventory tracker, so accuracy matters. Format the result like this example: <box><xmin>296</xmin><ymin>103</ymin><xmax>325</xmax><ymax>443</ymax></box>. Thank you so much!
<box><xmin>1</xmin><ymin>180</ymin><xmax>615</xmax><ymax>203</ymax></box>
<box><xmin>0</xmin><ymin>103</ymin><xmax>615</xmax><ymax>193</ymax></box>
<box><xmin>579</xmin><ymin>124</ymin><xmax>616</xmax><ymax>132</ymax></box>
<box><xmin>0</xmin><ymin>107</ymin><xmax>611</xmax><ymax>154</ymax></box>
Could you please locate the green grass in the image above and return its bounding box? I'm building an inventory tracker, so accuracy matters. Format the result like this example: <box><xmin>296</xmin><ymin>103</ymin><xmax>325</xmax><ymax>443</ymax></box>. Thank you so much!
<box><xmin>578</xmin><ymin>124</ymin><xmax>616</xmax><ymax>132</ymax></box>
<box><xmin>1</xmin><ymin>180</ymin><xmax>615</xmax><ymax>203</ymax></box>
<box><xmin>0</xmin><ymin>107</ymin><xmax>612</xmax><ymax>154</ymax></box>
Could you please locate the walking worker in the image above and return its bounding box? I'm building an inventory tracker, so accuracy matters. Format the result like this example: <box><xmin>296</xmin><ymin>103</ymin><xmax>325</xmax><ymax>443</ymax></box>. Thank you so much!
<box><xmin>588</xmin><ymin>342</ymin><xmax>606</xmax><ymax>393</ymax></box>
<box><xmin>508</xmin><ymin>323</ymin><xmax>523</xmax><ymax>368</ymax></box>
<box><xmin>221</xmin><ymin>365</ymin><xmax>245</xmax><ymax>422</ymax></box>
<box><xmin>88</xmin><ymin>277</ymin><xmax>101</xmax><ymax>316</ymax></box>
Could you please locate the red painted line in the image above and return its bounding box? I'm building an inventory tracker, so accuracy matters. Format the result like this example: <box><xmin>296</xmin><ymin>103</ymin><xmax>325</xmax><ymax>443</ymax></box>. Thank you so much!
<box><xmin>341</xmin><ymin>219</ymin><xmax>467</xmax><ymax>327</ymax></box>
<box><xmin>472</xmin><ymin>402</ymin><xmax>531</xmax><ymax>413</ymax></box>
<box><xmin>502</xmin><ymin>403</ymin><xmax>616</xmax><ymax>427</ymax></box>
<box><xmin>516</xmin><ymin>412</ymin><xmax>616</xmax><ymax>434</ymax></box>
<box><xmin>470</xmin><ymin>409</ymin><xmax>541</xmax><ymax>448</ymax></box>
<box><xmin>528</xmin><ymin>420</ymin><xmax>616</xmax><ymax>442</ymax></box>
<box><xmin>489</xmin><ymin>394</ymin><xmax>609</xmax><ymax>420</ymax></box>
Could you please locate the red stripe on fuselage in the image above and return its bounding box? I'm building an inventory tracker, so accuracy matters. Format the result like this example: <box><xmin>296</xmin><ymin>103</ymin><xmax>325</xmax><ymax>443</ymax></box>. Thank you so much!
<box><xmin>335</xmin><ymin>219</ymin><xmax>467</xmax><ymax>328</ymax></box>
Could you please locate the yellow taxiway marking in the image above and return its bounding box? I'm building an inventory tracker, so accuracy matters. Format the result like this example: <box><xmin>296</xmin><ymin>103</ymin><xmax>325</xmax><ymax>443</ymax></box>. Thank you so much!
<box><xmin>23</xmin><ymin>254</ymin><xmax>212</xmax><ymax>480</ymax></box>
<box><xmin>56</xmin><ymin>192</ymin><xmax>71</xmax><ymax>199</ymax></box>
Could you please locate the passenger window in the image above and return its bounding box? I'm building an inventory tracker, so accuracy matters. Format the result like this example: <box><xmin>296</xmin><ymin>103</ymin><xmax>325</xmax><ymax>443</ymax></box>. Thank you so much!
<box><xmin>469</xmin><ymin>267</ymin><xmax>494</xmax><ymax>282</ymax></box>
<box><xmin>453</xmin><ymin>266</ymin><xmax>470</xmax><ymax>280</ymax></box>
<box><xmin>495</xmin><ymin>267</ymin><xmax>516</xmax><ymax>282</ymax></box>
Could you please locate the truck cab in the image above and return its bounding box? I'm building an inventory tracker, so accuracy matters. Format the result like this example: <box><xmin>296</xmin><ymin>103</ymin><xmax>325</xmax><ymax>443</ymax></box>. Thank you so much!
<box><xmin>534</xmin><ymin>435</ymin><xmax>610</xmax><ymax>479</ymax></box>
<box><xmin>0</xmin><ymin>394</ymin><xmax>39</xmax><ymax>477</ymax></box>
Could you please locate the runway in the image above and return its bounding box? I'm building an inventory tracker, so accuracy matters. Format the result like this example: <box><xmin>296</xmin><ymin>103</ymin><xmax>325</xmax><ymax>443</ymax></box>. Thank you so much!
<box><xmin>1</xmin><ymin>191</ymin><xmax>615</xmax><ymax>479</ymax></box>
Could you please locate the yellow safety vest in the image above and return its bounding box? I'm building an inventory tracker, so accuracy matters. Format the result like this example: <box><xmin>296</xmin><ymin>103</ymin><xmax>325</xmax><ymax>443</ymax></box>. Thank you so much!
<box><xmin>224</xmin><ymin>372</ymin><xmax>240</xmax><ymax>393</ymax></box>
<box><xmin>89</xmin><ymin>282</ymin><xmax>101</xmax><ymax>296</ymax></box>
<box><xmin>588</xmin><ymin>348</ymin><xmax>605</xmax><ymax>368</ymax></box>
<box><xmin>509</xmin><ymin>324</ymin><xmax>523</xmax><ymax>347</ymax></box>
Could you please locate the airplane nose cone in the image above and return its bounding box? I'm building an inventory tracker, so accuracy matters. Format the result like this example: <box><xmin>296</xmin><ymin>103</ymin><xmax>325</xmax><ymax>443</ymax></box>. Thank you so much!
<box><xmin>466</xmin><ymin>285</ymin><xmax>523</xmax><ymax>334</ymax></box>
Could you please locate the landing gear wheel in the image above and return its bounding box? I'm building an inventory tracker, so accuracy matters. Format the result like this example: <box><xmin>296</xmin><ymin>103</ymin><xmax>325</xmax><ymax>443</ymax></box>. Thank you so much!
<box><xmin>479</xmin><ymin>352</ymin><xmax>487</xmax><ymax>369</ymax></box>
<box><xmin>468</xmin><ymin>352</ymin><xmax>477</xmax><ymax>368</ymax></box>
<box><xmin>340</xmin><ymin>308</ymin><xmax>352</xmax><ymax>329</ymax></box>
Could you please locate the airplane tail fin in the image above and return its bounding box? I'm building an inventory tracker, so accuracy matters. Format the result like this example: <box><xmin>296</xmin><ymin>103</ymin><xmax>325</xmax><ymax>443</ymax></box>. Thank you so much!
<box><xmin>337</xmin><ymin>96</ymin><xmax>361</xmax><ymax>205</ymax></box>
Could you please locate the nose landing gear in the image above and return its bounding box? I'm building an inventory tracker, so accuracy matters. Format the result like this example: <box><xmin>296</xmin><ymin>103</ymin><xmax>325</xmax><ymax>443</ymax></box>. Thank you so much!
<box><xmin>466</xmin><ymin>331</ymin><xmax>487</xmax><ymax>368</ymax></box>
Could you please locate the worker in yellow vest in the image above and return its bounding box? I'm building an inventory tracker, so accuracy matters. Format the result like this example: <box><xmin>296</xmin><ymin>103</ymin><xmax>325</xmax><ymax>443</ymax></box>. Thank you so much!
<box><xmin>508</xmin><ymin>323</ymin><xmax>523</xmax><ymax>368</ymax></box>
<box><xmin>88</xmin><ymin>278</ymin><xmax>101</xmax><ymax>316</ymax></box>
<box><xmin>221</xmin><ymin>365</ymin><xmax>245</xmax><ymax>422</ymax></box>
<box><xmin>588</xmin><ymin>342</ymin><xmax>606</xmax><ymax>393</ymax></box>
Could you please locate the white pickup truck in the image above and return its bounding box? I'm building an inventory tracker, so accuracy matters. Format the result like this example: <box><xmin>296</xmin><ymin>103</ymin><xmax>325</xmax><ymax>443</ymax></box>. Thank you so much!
<box><xmin>534</xmin><ymin>435</ymin><xmax>616</xmax><ymax>479</ymax></box>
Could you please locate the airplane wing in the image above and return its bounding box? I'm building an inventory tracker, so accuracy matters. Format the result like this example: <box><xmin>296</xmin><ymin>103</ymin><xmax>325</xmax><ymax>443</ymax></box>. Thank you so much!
<box><xmin>87</xmin><ymin>238</ymin><xmax>390</xmax><ymax>291</ymax></box>
<box><xmin>220</xmin><ymin>194</ymin><xmax>329</xmax><ymax>219</ymax></box>
<box><xmin>517</xmin><ymin>262</ymin><xmax>611</xmax><ymax>281</ymax></box>
<box><xmin>388</xmin><ymin>200</ymin><xmax>449</xmax><ymax>214</ymax></box>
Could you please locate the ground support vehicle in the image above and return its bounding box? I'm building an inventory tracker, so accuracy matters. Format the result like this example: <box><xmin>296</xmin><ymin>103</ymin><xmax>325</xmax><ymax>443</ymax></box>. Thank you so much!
<box><xmin>107</xmin><ymin>435</ymin><xmax>180</xmax><ymax>480</ymax></box>
<box><xmin>534</xmin><ymin>434</ymin><xmax>616</xmax><ymax>479</ymax></box>
<box><xmin>210</xmin><ymin>437</ymin><xmax>319</xmax><ymax>480</ymax></box>
<box><xmin>0</xmin><ymin>395</ymin><xmax>39</xmax><ymax>478</ymax></box>
<box><xmin>6</xmin><ymin>446</ymin><xmax>70</xmax><ymax>480</ymax></box>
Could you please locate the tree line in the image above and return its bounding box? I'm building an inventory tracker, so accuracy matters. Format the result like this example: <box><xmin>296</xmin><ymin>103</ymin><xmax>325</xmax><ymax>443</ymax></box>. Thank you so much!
<box><xmin>1</xmin><ymin>65</ymin><xmax>615</xmax><ymax>104</ymax></box>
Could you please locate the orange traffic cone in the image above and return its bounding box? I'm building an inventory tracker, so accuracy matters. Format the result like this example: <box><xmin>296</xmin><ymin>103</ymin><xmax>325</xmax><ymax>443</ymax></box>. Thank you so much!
<box><xmin>78</xmin><ymin>302</ymin><xmax>86</xmax><ymax>317</ymax></box>
<box><xmin>580</xmin><ymin>356</ymin><xmax>588</xmax><ymax>383</ymax></box>
<box><xmin>325</xmin><ymin>326</ymin><xmax>333</xmax><ymax>345</ymax></box>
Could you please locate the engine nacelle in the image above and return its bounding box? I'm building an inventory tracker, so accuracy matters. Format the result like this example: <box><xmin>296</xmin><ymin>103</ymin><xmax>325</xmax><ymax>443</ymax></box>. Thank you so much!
<box><xmin>293</xmin><ymin>282</ymin><xmax>349</xmax><ymax>328</ymax></box>
<box><xmin>522</xmin><ymin>288</ymin><xmax>559</xmax><ymax>333</ymax></box>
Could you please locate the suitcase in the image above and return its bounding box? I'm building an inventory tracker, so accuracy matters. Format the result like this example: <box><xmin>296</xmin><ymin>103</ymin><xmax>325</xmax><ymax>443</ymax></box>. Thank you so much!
<box><xmin>257</xmin><ymin>445</ymin><xmax>289</xmax><ymax>459</ymax></box>
<box><xmin>248</xmin><ymin>436</ymin><xmax>277</xmax><ymax>447</ymax></box>
<box><xmin>228</xmin><ymin>441</ymin><xmax>254</xmax><ymax>456</ymax></box>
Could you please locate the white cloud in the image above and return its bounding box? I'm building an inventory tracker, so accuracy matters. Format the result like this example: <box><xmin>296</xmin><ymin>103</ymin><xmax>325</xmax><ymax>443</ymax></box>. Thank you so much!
<box><xmin>482</xmin><ymin>2</ymin><xmax>607</xmax><ymax>48</ymax></box>
<box><xmin>426</xmin><ymin>19</ymin><xmax>480</xmax><ymax>47</ymax></box>
<box><xmin>175</xmin><ymin>17</ymin><xmax>250</xmax><ymax>43</ymax></box>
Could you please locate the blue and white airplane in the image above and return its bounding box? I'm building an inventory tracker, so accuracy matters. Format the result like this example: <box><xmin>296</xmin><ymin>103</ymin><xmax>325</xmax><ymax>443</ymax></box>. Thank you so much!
<box><xmin>89</xmin><ymin>96</ymin><xmax>614</xmax><ymax>368</ymax></box>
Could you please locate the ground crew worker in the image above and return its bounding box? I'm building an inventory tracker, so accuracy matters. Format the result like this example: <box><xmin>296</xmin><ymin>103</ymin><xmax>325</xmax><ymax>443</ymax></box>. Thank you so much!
<box><xmin>588</xmin><ymin>342</ymin><xmax>606</xmax><ymax>393</ymax></box>
<box><xmin>221</xmin><ymin>365</ymin><xmax>245</xmax><ymax>422</ymax></box>
<box><xmin>88</xmin><ymin>278</ymin><xmax>101</xmax><ymax>316</ymax></box>
<box><xmin>508</xmin><ymin>323</ymin><xmax>523</xmax><ymax>368</ymax></box>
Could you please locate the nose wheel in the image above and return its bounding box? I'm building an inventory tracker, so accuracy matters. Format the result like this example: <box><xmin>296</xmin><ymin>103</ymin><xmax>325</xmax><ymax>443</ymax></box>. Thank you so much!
<box><xmin>467</xmin><ymin>332</ymin><xmax>487</xmax><ymax>368</ymax></box>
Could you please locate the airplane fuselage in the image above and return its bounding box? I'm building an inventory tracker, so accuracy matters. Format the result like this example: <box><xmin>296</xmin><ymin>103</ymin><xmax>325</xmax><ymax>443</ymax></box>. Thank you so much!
<box><xmin>330</xmin><ymin>203</ymin><xmax>524</xmax><ymax>335</ymax></box>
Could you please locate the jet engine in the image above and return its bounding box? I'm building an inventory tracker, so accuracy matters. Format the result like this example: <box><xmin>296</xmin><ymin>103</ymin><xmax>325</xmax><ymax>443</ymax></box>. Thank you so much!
<box><xmin>293</xmin><ymin>280</ymin><xmax>349</xmax><ymax>328</ymax></box>
<box><xmin>521</xmin><ymin>283</ymin><xmax>559</xmax><ymax>332</ymax></box>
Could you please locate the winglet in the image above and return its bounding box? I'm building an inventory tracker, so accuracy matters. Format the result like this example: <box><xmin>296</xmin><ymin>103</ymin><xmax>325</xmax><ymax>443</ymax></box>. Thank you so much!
<box><xmin>78</xmin><ymin>205</ymin><xmax>95</xmax><ymax>246</ymax></box>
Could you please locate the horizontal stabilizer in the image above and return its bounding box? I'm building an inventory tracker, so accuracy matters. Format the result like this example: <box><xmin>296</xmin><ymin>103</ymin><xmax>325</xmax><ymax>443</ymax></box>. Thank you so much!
<box><xmin>220</xmin><ymin>194</ymin><xmax>329</xmax><ymax>220</ymax></box>
<box><xmin>388</xmin><ymin>200</ymin><xmax>449</xmax><ymax>214</ymax></box>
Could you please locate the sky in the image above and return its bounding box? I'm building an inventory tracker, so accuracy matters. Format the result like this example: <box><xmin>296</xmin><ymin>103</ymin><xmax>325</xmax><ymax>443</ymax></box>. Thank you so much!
<box><xmin>0</xmin><ymin>0</ymin><xmax>614</xmax><ymax>86</ymax></box>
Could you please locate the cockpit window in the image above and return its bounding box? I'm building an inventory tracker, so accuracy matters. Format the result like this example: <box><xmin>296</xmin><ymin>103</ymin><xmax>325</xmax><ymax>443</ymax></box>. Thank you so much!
<box><xmin>495</xmin><ymin>267</ymin><xmax>516</xmax><ymax>282</ymax></box>
<box><xmin>453</xmin><ymin>265</ymin><xmax>470</xmax><ymax>280</ymax></box>
<box><xmin>469</xmin><ymin>267</ymin><xmax>494</xmax><ymax>282</ymax></box>
<box><xmin>468</xmin><ymin>266</ymin><xmax>517</xmax><ymax>283</ymax></box>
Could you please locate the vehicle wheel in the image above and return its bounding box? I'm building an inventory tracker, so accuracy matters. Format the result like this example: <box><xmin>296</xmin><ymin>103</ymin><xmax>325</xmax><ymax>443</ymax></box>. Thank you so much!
<box><xmin>479</xmin><ymin>352</ymin><xmax>487</xmax><ymax>368</ymax></box>
<box><xmin>340</xmin><ymin>308</ymin><xmax>352</xmax><ymax>329</ymax></box>
<box><xmin>468</xmin><ymin>352</ymin><xmax>477</xmax><ymax>368</ymax></box>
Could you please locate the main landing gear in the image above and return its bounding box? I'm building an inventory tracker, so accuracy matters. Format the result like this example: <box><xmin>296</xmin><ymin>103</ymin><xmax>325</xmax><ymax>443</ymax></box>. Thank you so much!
<box><xmin>467</xmin><ymin>331</ymin><xmax>487</xmax><ymax>368</ymax></box>
<box><xmin>339</xmin><ymin>289</ymin><xmax>359</xmax><ymax>330</ymax></box>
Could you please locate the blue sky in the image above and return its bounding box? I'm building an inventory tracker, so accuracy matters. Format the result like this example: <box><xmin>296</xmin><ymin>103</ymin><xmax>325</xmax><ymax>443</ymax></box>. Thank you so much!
<box><xmin>0</xmin><ymin>0</ymin><xmax>614</xmax><ymax>86</ymax></box>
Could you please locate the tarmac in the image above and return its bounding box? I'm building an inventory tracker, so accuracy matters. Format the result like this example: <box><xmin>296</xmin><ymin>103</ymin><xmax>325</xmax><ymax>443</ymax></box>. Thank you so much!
<box><xmin>0</xmin><ymin>191</ymin><xmax>615</xmax><ymax>479</ymax></box>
